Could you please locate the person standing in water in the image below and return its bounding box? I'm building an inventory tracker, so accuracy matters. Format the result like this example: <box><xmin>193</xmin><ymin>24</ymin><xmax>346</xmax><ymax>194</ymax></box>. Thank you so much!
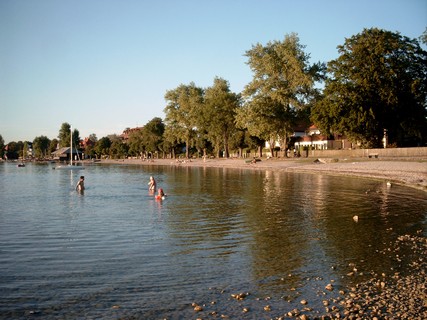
<box><xmin>148</xmin><ymin>176</ymin><xmax>156</xmax><ymax>192</ymax></box>
<box><xmin>76</xmin><ymin>176</ymin><xmax>85</xmax><ymax>193</ymax></box>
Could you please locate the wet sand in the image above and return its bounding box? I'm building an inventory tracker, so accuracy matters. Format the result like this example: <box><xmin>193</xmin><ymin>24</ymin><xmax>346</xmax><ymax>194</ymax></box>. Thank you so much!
<box><xmin>98</xmin><ymin>157</ymin><xmax>427</xmax><ymax>192</ymax></box>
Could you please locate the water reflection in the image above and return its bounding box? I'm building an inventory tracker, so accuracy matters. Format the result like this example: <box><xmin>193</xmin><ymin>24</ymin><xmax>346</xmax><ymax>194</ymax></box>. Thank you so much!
<box><xmin>0</xmin><ymin>162</ymin><xmax>425</xmax><ymax>319</ymax></box>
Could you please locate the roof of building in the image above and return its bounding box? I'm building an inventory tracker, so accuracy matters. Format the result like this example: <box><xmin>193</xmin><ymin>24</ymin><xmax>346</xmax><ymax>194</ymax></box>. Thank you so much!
<box><xmin>51</xmin><ymin>147</ymin><xmax>82</xmax><ymax>156</ymax></box>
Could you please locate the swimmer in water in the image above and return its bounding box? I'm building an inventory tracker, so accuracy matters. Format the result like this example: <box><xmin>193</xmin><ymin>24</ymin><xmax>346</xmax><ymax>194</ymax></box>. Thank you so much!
<box><xmin>76</xmin><ymin>176</ymin><xmax>85</xmax><ymax>193</ymax></box>
<box><xmin>148</xmin><ymin>176</ymin><xmax>156</xmax><ymax>192</ymax></box>
<box><xmin>155</xmin><ymin>188</ymin><xmax>166</xmax><ymax>200</ymax></box>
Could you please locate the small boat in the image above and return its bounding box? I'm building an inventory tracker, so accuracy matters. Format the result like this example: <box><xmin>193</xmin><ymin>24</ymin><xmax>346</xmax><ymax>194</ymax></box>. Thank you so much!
<box><xmin>17</xmin><ymin>148</ymin><xmax>26</xmax><ymax>167</ymax></box>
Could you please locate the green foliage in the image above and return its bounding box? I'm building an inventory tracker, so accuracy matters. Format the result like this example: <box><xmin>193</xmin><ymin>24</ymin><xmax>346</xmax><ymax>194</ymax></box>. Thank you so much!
<box><xmin>95</xmin><ymin>137</ymin><xmax>111</xmax><ymax>158</ymax></box>
<box><xmin>202</xmin><ymin>77</ymin><xmax>240</xmax><ymax>158</ymax></box>
<box><xmin>72</xmin><ymin>129</ymin><xmax>81</xmax><ymax>150</ymax></box>
<box><xmin>57</xmin><ymin>123</ymin><xmax>81</xmax><ymax>149</ymax></box>
<box><xmin>83</xmin><ymin>134</ymin><xmax>98</xmax><ymax>158</ymax></box>
<box><xmin>237</xmin><ymin>33</ymin><xmax>323</xmax><ymax>154</ymax></box>
<box><xmin>164</xmin><ymin>82</ymin><xmax>204</xmax><ymax>158</ymax></box>
<box><xmin>58</xmin><ymin>123</ymin><xmax>71</xmax><ymax>147</ymax></box>
<box><xmin>127</xmin><ymin>129</ymin><xmax>144</xmax><ymax>156</ymax></box>
<box><xmin>22</xmin><ymin>142</ymin><xmax>29</xmax><ymax>159</ymax></box>
<box><xmin>109</xmin><ymin>139</ymin><xmax>128</xmax><ymax>159</ymax></box>
<box><xmin>142</xmin><ymin>117</ymin><xmax>165</xmax><ymax>154</ymax></box>
<box><xmin>312</xmin><ymin>28</ymin><xmax>427</xmax><ymax>147</ymax></box>
<box><xmin>49</xmin><ymin>139</ymin><xmax>58</xmax><ymax>153</ymax></box>
<box><xmin>32</xmin><ymin>135</ymin><xmax>51</xmax><ymax>158</ymax></box>
<box><xmin>162</xmin><ymin>124</ymin><xmax>181</xmax><ymax>158</ymax></box>
<box><xmin>4</xmin><ymin>141</ymin><xmax>23</xmax><ymax>160</ymax></box>
<box><xmin>228</xmin><ymin>129</ymin><xmax>246</xmax><ymax>152</ymax></box>
<box><xmin>126</xmin><ymin>118</ymin><xmax>165</xmax><ymax>158</ymax></box>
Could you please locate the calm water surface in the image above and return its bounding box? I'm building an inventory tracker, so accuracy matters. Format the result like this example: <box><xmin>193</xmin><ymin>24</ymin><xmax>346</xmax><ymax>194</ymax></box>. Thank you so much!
<box><xmin>0</xmin><ymin>162</ymin><xmax>426</xmax><ymax>319</ymax></box>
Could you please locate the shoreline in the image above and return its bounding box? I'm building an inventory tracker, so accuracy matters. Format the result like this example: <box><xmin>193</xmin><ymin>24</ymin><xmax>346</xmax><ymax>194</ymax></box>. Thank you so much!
<box><xmin>95</xmin><ymin>157</ymin><xmax>427</xmax><ymax>192</ymax></box>
<box><xmin>96</xmin><ymin>157</ymin><xmax>427</xmax><ymax>318</ymax></box>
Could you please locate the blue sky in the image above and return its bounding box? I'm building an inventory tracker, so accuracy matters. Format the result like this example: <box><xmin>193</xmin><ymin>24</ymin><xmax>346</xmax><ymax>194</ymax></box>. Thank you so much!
<box><xmin>1</xmin><ymin>0</ymin><xmax>426</xmax><ymax>143</ymax></box>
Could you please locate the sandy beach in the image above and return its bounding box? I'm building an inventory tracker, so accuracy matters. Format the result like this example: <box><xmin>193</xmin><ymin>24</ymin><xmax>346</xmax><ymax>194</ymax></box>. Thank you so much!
<box><xmin>98</xmin><ymin>157</ymin><xmax>427</xmax><ymax>192</ymax></box>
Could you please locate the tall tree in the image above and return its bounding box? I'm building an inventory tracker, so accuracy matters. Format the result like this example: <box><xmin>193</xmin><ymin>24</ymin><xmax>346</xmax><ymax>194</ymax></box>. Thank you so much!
<box><xmin>312</xmin><ymin>28</ymin><xmax>427</xmax><ymax>147</ymax></box>
<box><xmin>127</xmin><ymin>130</ymin><xmax>145</xmax><ymax>157</ymax></box>
<box><xmin>22</xmin><ymin>141</ymin><xmax>29</xmax><ymax>159</ymax></box>
<box><xmin>58</xmin><ymin>123</ymin><xmax>71</xmax><ymax>148</ymax></box>
<box><xmin>94</xmin><ymin>137</ymin><xmax>111</xmax><ymax>159</ymax></box>
<box><xmin>5</xmin><ymin>141</ymin><xmax>20</xmax><ymax>160</ymax></box>
<box><xmin>164</xmin><ymin>82</ymin><xmax>204</xmax><ymax>158</ymax></box>
<box><xmin>33</xmin><ymin>135</ymin><xmax>51</xmax><ymax>158</ymax></box>
<box><xmin>49</xmin><ymin>139</ymin><xmax>58</xmax><ymax>154</ymax></box>
<box><xmin>162</xmin><ymin>124</ymin><xmax>181</xmax><ymax>159</ymax></box>
<box><xmin>202</xmin><ymin>77</ymin><xmax>240</xmax><ymax>158</ymax></box>
<box><xmin>57</xmin><ymin>122</ymin><xmax>81</xmax><ymax>149</ymax></box>
<box><xmin>84</xmin><ymin>134</ymin><xmax>98</xmax><ymax>159</ymax></box>
<box><xmin>141</xmin><ymin>117</ymin><xmax>165</xmax><ymax>158</ymax></box>
<box><xmin>72</xmin><ymin>128</ymin><xmax>81</xmax><ymax>150</ymax></box>
<box><xmin>109</xmin><ymin>139</ymin><xmax>128</xmax><ymax>159</ymax></box>
<box><xmin>236</xmin><ymin>33</ymin><xmax>323</xmax><ymax>156</ymax></box>
<box><xmin>228</xmin><ymin>129</ymin><xmax>249</xmax><ymax>158</ymax></box>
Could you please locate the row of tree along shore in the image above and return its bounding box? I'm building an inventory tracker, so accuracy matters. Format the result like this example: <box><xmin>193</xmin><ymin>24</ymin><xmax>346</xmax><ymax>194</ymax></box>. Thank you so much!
<box><xmin>2</xmin><ymin>28</ymin><xmax>427</xmax><ymax>161</ymax></box>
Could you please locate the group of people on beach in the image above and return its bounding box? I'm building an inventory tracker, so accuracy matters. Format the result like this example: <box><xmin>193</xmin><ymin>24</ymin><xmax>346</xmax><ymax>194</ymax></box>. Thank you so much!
<box><xmin>148</xmin><ymin>176</ymin><xmax>166</xmax><ymax>200</ymax></box>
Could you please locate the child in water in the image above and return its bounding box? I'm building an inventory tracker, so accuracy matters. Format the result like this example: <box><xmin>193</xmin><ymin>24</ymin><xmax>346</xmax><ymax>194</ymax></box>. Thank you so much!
<box><xmin>155</xmin><ymin>188</ymin><xmax>166</xmax><ymax>200</ymax></box>
<box><xmin>76</xmin><ymin>176</ymin><xmax>85</xmax><ymax>193</ymax></box>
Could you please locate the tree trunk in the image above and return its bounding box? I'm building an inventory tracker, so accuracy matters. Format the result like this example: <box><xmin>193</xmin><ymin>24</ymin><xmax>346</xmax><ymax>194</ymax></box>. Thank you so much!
<box><xmin>223</xmin><ymin>134</ymin><xmax>229</xmax><ymax>158</ymax></box>
<box><xmin>280</xmin><ymin>131</ymin><xmax>288</xmax><ymax>157</ymax></box>
<box><xmin>268</xmin><ymin>137</ymin><xmax>275</xmax><ymax>157</ymax></box>
<box><xmin>185</xmin><ymin>139</ymin><xmax>190</xmax><ymax>158</ymax></box>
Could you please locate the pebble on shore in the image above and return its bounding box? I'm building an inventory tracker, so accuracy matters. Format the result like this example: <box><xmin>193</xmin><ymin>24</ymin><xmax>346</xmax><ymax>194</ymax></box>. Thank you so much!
<box><xmin>189</xmin><ymin>233</ymin><xmax>426</xmax><ymax>319</ymax></box>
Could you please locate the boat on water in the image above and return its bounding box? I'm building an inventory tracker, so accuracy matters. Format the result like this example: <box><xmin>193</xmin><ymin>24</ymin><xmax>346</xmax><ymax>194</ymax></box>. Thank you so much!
<box><xmin>17</xmin><ymin>148</ymin><xmax>26</xmax><ymax>167</ymax></box>
<box><xmin>54</xmin><ymin>126</ymin><xmax>85</xmax><ymax>170</ymax></box>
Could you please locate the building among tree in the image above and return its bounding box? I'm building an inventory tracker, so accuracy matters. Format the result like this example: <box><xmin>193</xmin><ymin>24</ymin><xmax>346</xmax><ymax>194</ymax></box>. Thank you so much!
<box><xmin>293</xmin><ymin>124</ymin><xmax>353</xmax><ymax>150</ymax></box>
<box><xmin>120</xmin><ymin>127</ymin><xmax>142</xmax><ymax>142</ymax></box>
<box><xmin>51</xmin><ymin>147</ymin><xmax>83</xmax><ymax>161</ymax></box>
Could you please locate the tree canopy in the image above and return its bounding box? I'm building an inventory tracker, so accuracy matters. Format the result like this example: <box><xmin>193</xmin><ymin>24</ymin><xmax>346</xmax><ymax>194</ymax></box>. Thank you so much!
<box><xmin>202</xmin><ymin>77</ymin><xmax>240</xmax><ymax>158</ymax></box>
<box><xmin>164</xmin><ymin>83</ymin><xmax>204</xmax><ymax>158</ymax></box>
<box><xmin>58</xmin><ymin>123</ymin><xmax>71</xmax><ymax>148</ymax></box>
<box><xmin>311</xmin><ymin>28</ymin><xmax>427</xmax><ymax>147</ymax></box>
<box><xmin>236</xmin><ymin>33</ymin><xmax>325</xmax><ymax>155</ymax></box>
<box><xmin>32</xmin><ymin>135</ymin><xmax>51</xmax><ymax>158</ymax></box>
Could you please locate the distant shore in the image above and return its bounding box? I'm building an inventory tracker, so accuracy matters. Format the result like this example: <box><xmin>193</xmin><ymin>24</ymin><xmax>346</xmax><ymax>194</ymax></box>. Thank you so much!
<box><xmin>96</xmin><ymin>157</ymin><xmax>427</xmax><ymax>192</ymax></box>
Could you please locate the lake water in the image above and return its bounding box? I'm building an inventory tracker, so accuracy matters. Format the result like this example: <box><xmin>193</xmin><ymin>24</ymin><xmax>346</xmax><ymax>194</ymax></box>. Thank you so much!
<box><xmin>0</xmin><ymin>162</ymin><xmax>426</xmax><ymax>319</ymax></box>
